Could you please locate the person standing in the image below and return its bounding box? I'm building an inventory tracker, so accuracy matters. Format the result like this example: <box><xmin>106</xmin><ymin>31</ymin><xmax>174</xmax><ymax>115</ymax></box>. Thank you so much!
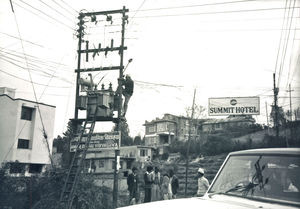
<box><xmin>144</xmin><ymin>166</ymin><xmax>153</xmax><ymax>203</ymax></box>
<box><xmin>196</xmin><ymin>168</ymin><xmax>210</xmax><ymax>197</ymax></box>
<box><xmin>161</xmin><ymin>173</ymin><xmax>170</xmax><ymax>200</ymax></box>
<box><xmin>121</xmin><ymin>74</ymin><xmax>134</xmax><ymax>117</ymax></box>
<box><xmin>169</xmin><ymin>169</ymin><xmax>179</xmax><ymax>199</ymax></box>
<box><xmin>127</xmin><ymin>167</ymin><xmax>139</xmax><ymax>205</ymax></box>
<box><xmin>151</xmin><ymin>167</ymin><xmax>161</xmax><ymax>201</ymax></box>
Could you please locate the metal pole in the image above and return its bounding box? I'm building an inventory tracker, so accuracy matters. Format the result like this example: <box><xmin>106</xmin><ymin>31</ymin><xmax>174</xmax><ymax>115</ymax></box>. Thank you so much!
<box><xmin>185</xmin><ymin>89</ymin><xmax>196</xmax><ymax>197</ymax></box>
<box><xmin>113</xmin><ymin>6</ymin><xmax>127</xmax><ymax>209</ymax></box>
<box><xmin>273</xmin><ymin>73</ymin><xmax>279</xmax><ymax>139</ymax></box>
<box><xmin>75</xmin><ymin>14</ymin><xmax>84</xmax><ymax>120</ymax></box>
<box><xmin>288</xmin><ymin>84</ymin><xmax>293</xmax><ymax>121</ymax></box>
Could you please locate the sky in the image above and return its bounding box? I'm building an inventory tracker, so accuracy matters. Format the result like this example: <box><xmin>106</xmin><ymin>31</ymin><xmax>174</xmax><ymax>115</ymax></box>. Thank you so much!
<box><xmin>0</xmin><ymin>0</ymin><xmax>299</xmax><ymax>138</ymax></box>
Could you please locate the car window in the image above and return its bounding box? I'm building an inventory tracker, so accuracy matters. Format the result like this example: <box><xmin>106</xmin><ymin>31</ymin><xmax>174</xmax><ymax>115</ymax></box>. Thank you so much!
<box><xmin>209</xmin><ymin>154</ymin><xmax>300</xmax><ymax>204</ymax></box>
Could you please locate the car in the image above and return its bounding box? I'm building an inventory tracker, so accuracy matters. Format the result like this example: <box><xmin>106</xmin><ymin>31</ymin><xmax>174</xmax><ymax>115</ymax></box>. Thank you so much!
<box><xmin>119</xmin><ymin>148</ymin><xmax>300</xmax><ymax>209</ymax></box>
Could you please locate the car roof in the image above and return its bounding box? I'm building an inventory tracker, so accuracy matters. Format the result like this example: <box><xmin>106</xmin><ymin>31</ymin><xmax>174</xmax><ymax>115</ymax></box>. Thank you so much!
<box><xmin>229</xmin><ymin>148</ymin><xmax>300</xmax><ymax>156</ymax></box>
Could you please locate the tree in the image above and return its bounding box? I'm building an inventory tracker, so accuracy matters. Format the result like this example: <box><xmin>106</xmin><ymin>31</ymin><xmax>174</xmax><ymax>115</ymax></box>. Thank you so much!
<box><xmin>133</xmin><ymin>135</ymin><xmax>142</xmax><ymax>145</ymax></box>
<box><xmin>114</xmin><ymin>121</ymin><xmax>133</xmax><ymax>146</ymax></box>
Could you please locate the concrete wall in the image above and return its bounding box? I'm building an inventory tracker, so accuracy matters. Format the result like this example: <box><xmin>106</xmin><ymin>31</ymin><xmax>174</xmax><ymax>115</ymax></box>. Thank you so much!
<box><xmin>0</xmin><ymin>95</ymin><xmax>55</xmax><ymax>166</ymax></box>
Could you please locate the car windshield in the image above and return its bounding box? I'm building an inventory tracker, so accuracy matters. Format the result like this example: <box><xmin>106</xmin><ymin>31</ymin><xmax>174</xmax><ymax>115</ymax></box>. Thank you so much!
<box><xmin>208</xmin><ymin>154</ymin><xmax>300</xmax><ymax>204</ymax></box>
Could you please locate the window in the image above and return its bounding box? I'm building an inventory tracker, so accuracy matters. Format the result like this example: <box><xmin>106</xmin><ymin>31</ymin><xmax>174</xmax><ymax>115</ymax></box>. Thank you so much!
<box><xmin>21</xmin><ymin>106</ymin><xmax>33</xmax><ymax>121</ymax></box>
<box><xmin>29</xmin><ymin>164</ymin><xmax>43</xmax><ymax>173</ymax></box>
<box><xmin>17</xmin><ymin>139</ymin><xmax>29</xmax><ymax>149</ymax></box>
<box><xmin>140</xmin><ymin>149</ymin><xmax>148</xmax><ymax>157</ymax></box>
<box><xmin>99</xmin><ymin>160</ymin><xmax>104</xmax><ymax>168</ymax></box>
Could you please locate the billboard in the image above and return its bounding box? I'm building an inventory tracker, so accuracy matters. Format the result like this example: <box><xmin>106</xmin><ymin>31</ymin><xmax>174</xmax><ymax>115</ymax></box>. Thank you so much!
<box><xmin>208</xmin><ymin>97</ymin><xmax>260</xmax><ymax>116</ymax></box>
<box><xmin>70</xmin><ymin>131</ymin><xmax>121</xmax><ymax>152</ymax></box>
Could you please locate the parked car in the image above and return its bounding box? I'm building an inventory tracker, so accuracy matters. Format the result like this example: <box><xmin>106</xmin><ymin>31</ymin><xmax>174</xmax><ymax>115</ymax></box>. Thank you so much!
<box><xmin>119</xmin><ymin>148</ymin><xmax>300</xmax><ymax>209</ymax></box>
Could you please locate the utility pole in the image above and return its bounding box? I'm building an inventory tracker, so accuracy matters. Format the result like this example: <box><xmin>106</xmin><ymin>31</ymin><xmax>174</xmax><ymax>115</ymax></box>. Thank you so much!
<box><xmin>273</xmin><ymin>73</ymin><xmax>279</xmax><ymax>139</ymax></box>
<box><xmin>287</xmin><ymin>84</ymin><xmax>294</xmax><ymax>121</ymax></box>
<box><xmin>70</xmin><ymin>7</ymin><xmax>129</xmax><ymax>209</ymax></box>
<box><xmin>113</xmin><ymin>6</ymin><xmax>127</xmax><ymax>209</ymax></box>
<box><xmin>265</xmin><ymin>101</ymin><xmax>270</xmax><ymax>134</ymax></box>
<box><xmin>74</xmin><ymin>13</ymin><xmax>84</xmax><ymax>120</ymax></box>
<box><xmin>185</xmin><ymin>89</ymin><xmax>196</xmax><ymax>197</ymax></box>
<box><xmin>286</xmin><ymin>84</ymin><xmax>294</xmax><ymax>142</ymax></box>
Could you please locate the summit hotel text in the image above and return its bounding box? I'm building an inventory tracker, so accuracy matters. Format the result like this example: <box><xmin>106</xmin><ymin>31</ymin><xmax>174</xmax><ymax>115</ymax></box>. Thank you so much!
<box><xmin>209</xmin><ymin>106</ymin><xmax>259</xmax><ymax>115</ymax></box>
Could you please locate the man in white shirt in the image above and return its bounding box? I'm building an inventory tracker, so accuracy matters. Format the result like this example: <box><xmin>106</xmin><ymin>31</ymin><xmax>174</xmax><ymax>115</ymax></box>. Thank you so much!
<box><xmin>196</xmin><ymin>168</ymin><xmax>209</xmax><ymax>197</ymax></box>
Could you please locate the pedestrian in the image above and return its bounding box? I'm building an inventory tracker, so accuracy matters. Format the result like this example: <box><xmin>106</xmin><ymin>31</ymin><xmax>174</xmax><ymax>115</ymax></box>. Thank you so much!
<box><xmin>144</xmin><ymin>166</ymin><xmax>153</xmax><ymax>203</ymax></box>
<box><xmin>169</xmin><ymin>169</ymin><xmax>179</xmax><ymax>199</ymax></box>
<box><xmin>127</xmin><ymin>167</ymin><xmax>139</xmax><ymax>205</ymax></box>
<box><xmin>196</xmin><ymin>168</ymin><xmax>210</xmax><ymax>197</ymax></box>
<box><xmin>151</xmin><ymin>167</ymin><xmax>161</xmax><ymax>201</ymax></box>
<box><xmin>121</xmin><ymin>74</ymin><xmax>134</xmax><ymax>117</ymax></box>
<box><xmin>161</xmin><ymin>173</ymin><xmax>170</xmax><ymax>200</ymax></box>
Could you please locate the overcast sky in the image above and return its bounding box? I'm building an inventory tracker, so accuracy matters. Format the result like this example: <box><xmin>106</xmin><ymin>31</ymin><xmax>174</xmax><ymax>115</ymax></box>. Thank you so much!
<box><xmin>0</xmin><ymin>0</ymin><xmax>299</xmax><ymax>137</ymax></box>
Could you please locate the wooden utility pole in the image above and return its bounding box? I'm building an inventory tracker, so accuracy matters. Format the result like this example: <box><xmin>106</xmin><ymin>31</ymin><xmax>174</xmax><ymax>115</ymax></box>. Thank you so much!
<box><xmin>287</xmin><ymin>84</ymin><xmax>294</xmax><ymax>121</ymax></box>
<box><xmin>74</xmin><ymin>13</ymin><xmax>84</xmax><ymax>120</ymax></box>
<box><xmin>185</xmin><ymin>89</ymin><xmax>196</xmax><ymax>197</ymax></box>
<box><xmin>113</xmin><ymin>6</ymin><xmax>127</xmax><ymax>209</ymax></box>
<box><xmin>273</xmin><ymin>73</ymin><xmax>279</xmax><ymax>139</ymax></box>
<box><xmin>265</xmin><ymin>101</ymin><xmax>270</xmax><ymax>134</ymax></box>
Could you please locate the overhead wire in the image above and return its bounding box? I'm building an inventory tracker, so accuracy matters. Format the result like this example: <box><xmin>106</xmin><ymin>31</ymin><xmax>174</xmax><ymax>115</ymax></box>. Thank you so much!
<box><xmin>50</xmin><ymin>0</ymin><xmax>77</xmax><ymax>17</ymax></box>
<box><xmin>0</xmin><ymin>31</ymin><xmax>45</xmax><ymax>48</ymax></box>
<box><xmin>285</xmin><ymin>1</ymin><xmax>300</xmax><ymax>89</ymax></box>
<box><xmin>1</xmin><ymin>50</ymin><xmax>73</xmax><ymax>74</ymax></box>
<box><xmin>16</xmin><ymin>0</ymin><xmax>74</xmax><ymax>30</ymax></box>
<box><xmin>277</xmin><ymin>0</ymin><xmax>297</xmax><ymax>87</ymax></box>
<box><xmin>131</xmin><ymin>7</ymin><xmax>300</xmax><ymax>19</ymax></box>
<box><xmin>1</xmin><ymin>48</ymin><xmax>73</xmax><ymax>70</ymax></box>
<box><xmin>36</xmin><ymin>0</ymin><xmax>75</xmax><ymax>23</ymax></box>
<box><xmin>0</xmin><ymin>54</ymin><xmax>73</xmax><ymax>84</ymax></box>
<box><xmin>130</xmin><ymin>0</ymin><xmax>263</xmax><ymax>13</ymax></box>
<box><xmin>58</xmin><ymin>0</ymin><xmax>79</xmax><ymax>14</ymax></box>
<box><xmin>11</xmin><ymin>0</ymin><xmax>68</xmax><ymax>31</ymax></box>
<box><xmin>8</xmin><ymin>0</ymin><xmax>53</xmax><ymax>166</ymax></box>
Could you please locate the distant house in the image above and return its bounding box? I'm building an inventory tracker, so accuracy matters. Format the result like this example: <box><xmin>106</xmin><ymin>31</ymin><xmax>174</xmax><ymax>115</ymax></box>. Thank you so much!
<box><xmin>0</xmin><ymin>87</ymin><xmax>56</xmax><ymax>176</ymax></box>
<box><xmin>54</xmin><ymin>144</ymin><xmax>155</xmax><ymax>175</ymax></box>
<box><xmin>200</xmin><ymin>116</ymin><xmax>256</xmax><ymax>133</ymax></box>
<box><xmin>143</xmin><ymin>113</ymin><xmax>199</xmax><ymax>154</ymax></box>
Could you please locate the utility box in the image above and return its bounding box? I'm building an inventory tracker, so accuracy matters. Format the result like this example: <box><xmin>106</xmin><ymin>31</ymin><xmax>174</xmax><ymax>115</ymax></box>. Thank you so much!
<box><xmin>77</xmin><ymin>96</ymin><xmax>87</xmax><ymax>110</ymax></box>
<box><xmin>86</xmin><ymin>90</ymin><xmax>114</xmax><ymax>119</ymax></box>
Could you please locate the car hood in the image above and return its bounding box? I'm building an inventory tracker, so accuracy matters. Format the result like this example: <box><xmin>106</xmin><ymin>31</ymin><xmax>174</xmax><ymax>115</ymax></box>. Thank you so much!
<box><xmin>118</xmin><ymin>195</ymin><xmax>298</xmax><ymax>209</ymax></box>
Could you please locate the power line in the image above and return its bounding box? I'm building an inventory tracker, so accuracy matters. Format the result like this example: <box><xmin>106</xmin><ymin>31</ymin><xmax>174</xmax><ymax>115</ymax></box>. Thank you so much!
<box><xmin>9</xmin><ymin>1</ymin><xmax>54</xmax><ymax>166</ymax></box>
<box><xmin>36</xmin><ymin>0</ymin><xmax>75</xmax><ymax>23</ymax></box>
<box><xmin>0</xmin><ymin>55</ymin><xmax>74</xmax><ymax>84</ymax></box>
<box><xmin>0</xmin><ymin>68</ymin><xmax>71</xmax><ymax>88</ymax></box>
<box><xmin>0</xmin><ymin>31</ymin><xmax>45</xmax><ymax>48</ymax></box>
<box><xmin>134</xmin><ymin>80</ymin><xmax>183</xmax><ymax>88</ymax></box>
<box><xmin>277</xmin><ymin>0</ymin><xmax>297</xmax><ymax>87</ymax></box>
<box><xmin>1</xmin><ymin>49</ymin><xmax>73</xmax><ymax>73</ymax></box>
<box><xmin>58</xmin><ymin>0</ymin><xmax>79</xmax><ymax>14</ymax></box>
<box><xmin>1</xmin><ymin>48</ymin><xmax>72</xmax><ymax>69</ymax></box>
<box><xmin>130</xmin><ymin>0</ymin><xmax>262</xmax><ymax>13</ymax></box>
<box><xmin>12</xmin><ymin>0</ymin><xmax>73</xmax><ymax>32</ymax></box>
<box><xmin>50</xmin><ymin>0</ymin><xmax>77</xmax><ymax>17</ymax></box>
<box><xmin>132</xmin><ymin>7</ymin><xmax>300</xmax><ymax>19</ymax></box>
<box><xmin>16</xmin><ymin>0</ymin><xmax>74</xmax><ymax>30</ymax></box>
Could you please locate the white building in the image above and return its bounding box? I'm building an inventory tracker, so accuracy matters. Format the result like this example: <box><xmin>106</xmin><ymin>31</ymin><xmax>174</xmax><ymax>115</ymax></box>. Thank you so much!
<box><xmin>0</xmin><ymin>87</ymin><xmax>56</xmax><ymax>175</ymax></box>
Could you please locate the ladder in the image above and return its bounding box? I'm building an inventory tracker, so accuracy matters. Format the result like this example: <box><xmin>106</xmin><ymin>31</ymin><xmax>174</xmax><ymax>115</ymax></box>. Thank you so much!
<box><xmin>57</xmin><ymin>107</ymin><xmax>98</xmax><ymax>209</ymax></box>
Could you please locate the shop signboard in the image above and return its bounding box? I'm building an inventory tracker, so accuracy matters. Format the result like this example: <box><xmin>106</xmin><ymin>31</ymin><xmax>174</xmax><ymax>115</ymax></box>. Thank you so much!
<box><xmin>70</xmin><ymin>131</ymin><xmax>121</xmax><ymax>152</ymax></box>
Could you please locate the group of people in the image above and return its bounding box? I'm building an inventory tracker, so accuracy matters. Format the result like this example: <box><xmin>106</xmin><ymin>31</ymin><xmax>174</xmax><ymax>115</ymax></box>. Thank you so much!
<box><xmin>127</xmin><ymin>166</ymin><xmax>209</xmax><ymax>205</ymax></box>
<box><xmin>127</xmin><ymin>166</ymin><xmax>179</xmax><ymax>205</ymax></box>
<box><xmin>144</xmin><ymin>166</ymin><xmax>179</xmax><ymax>203</ymax></box>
